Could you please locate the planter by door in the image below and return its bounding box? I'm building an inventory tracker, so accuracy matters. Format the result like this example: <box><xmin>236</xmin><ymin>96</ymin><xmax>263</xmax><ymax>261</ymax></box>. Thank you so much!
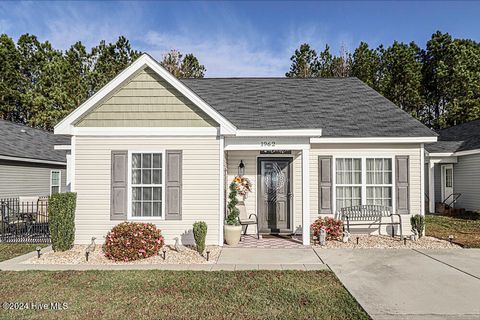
<box><xmin>224</xmin><ymin>225</ymin><xmax>242</xmax><ymax>245</ymax></box>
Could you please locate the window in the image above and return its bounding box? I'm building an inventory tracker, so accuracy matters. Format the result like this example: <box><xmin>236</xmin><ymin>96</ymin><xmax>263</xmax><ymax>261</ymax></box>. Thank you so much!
<box><xmin>50</xmin><ymin>170</ymin><xmax>61</xmax><ymax>195</ymax></box>
<box><xmin>366</xmin><ymin>158</ymin><xmax>393</xmax><ymax>206</ymax></box>
<box><xmin>131</xmin><ymin>153</ymin><xmax>163</xmax><ymax>218</ymax></box>
<box><xmin>445</xmin><ymin>168</ymin><xmax>453</xmax><ymax>188</ymax></box>
<box><xmin>334</xmin><ymin>157</ymin><xmax>394</xmax><ymax>211</ymax></box>
<box><xmin>335</xmin><ymin>158</ymin><xmax>362</xmax><ymax>209</ymax></box>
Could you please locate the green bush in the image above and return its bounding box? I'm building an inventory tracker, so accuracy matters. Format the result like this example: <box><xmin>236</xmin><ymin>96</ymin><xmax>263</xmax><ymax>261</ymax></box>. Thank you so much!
<box><xmin>226</xmin><ymin>182</ymin><xmax>240</xmax><ymax>225</ymax></box>
<box><xmin>48</xmin><ymin>192</ymin><xmax>77</xmax><ymax>252</ymax></box>
<box><xmin>104</xmin><ymin>222</ymin><xmax>164</xmax><ymax>261</ymax></box>
<box><xmin>410</xmin><ymin>214</ymin><xmax>425</xmax><ymax>238</ymax></box>
<box><xmin>193</xmin><ymin>221</ymin><xmax>207</xmax><ymax>254</ymax></box>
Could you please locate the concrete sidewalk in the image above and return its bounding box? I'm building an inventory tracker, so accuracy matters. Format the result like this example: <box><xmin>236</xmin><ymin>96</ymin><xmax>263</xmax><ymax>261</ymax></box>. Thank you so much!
<box><xmin>316</xmin><ymin>248</ymin><xmax>480</xmax><ymax>320</ymax></box>
<box><xmin>0</xmin><ymin>247</ymin><xmax>327</xmax><ymax>271</ymax></box>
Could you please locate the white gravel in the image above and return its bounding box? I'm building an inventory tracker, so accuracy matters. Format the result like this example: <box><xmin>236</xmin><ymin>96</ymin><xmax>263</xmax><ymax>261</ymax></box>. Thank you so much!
<box><xmin>314</xmin><ymin>235</ymin><xmax>461</xmax><ymax>249</ymax></box>
<box><xmin>22</xmin><ymin>245</ymin><xmax>221</xmax><ymax>265</ymax></box>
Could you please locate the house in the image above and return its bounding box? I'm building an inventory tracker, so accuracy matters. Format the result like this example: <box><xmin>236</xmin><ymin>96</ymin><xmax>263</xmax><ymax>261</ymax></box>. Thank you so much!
<box><xmin>0</xmin><ymin>119</ymin><xmax>69</xmax><ymax>199</ymax></box>
<box><xmin>54</xmin><ymin>54</ymin><xmax>437</xmax><ymax>245</ymax></box>
<box><xmin>425</xmin><ymin>120</ymin><xmax>480</xmax><ymax>213</ymax></box>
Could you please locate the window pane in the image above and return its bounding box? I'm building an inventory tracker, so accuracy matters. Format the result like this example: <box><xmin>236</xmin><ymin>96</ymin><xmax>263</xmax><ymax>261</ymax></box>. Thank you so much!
<box><xmin>143</xmin><ymin>187</ymin><xmax>152</xmax><ymax>201</ymax></box>
<box><xmin>132</xmin><ymin>202</ymin><xmax>142</xmax><ymax>217</ymax></box>
<box><xmin>142</xmin><ymin>202</ymin><xmax>152</xmax><ymax>217</ymax></box>
<box><xmin>153</xmin><ymin>187</ymin><xmax>162</xmax><ymax>200</ymax></box>
<box><xmin>384</xmin><ymin>159</ymin><xmax>392</xmax><ymax>170</ymax></box>
<box><xmin>142</xmin><ymin>169</ymin><xmax>152</xmax><ymax>184</ymax></box>
<box><xmin>353</xmin><ymin>159</ymin><xmax>361</xmax><ymax>170</ymax></box>
<box><xmin>51</xmin><ymin>172</ymin><xmax>60</xmax><ymax>185</ymax></box>
<box><xmin>153</xmin><ymin>202</ymin><xmax>162</xmax><ymax>217</ymax></box>
<box><xmin>132</xmin><ymin>154</ymin><xmax>141</xmax><ymax>169</ymax></box>
<box><xmin>153</xmin><ymin>169</ymin><xmax>162</xmax><ymax>184</ymax></box>
<box><xmin>366</xmin><ymin>172</ymin><xmax>373</xmax><ymax>184</ymax></box>
<box><xmin>132</xmin><ymin>187</ymin><xmax>142</xmax><ymax>201</ymax></box>
<box><xmin>366</xmin><ymin>159</ymin><xmax>374</xmax><ymax>170</ymax></box>
<box><xmin>51</xmin><ymin>186</ymin><xmax>59</xmax><ymax>194</ymax></box>
<box><xmin>153</xmin><ymin>154</ymin><xmax>162</xmax><ymax>168</ymax></box>
<box><xmin>375</xmin><ymin>159</ymin><xmax>383</xmax><ymax>171</ymax></box>
<box><xmin>132</xmin><ymin>169</ymin><xmax>141</xmax><ymax>184</ymax></box>
<box><xmin>142</xmin><ymin>154</ymin><xmax>152</xmax><ymax>169</ymax></box>
<box><xmin>384</xmin><ymin>172</ymin><xmax>392</xmax><ymax>184</ymax></box>
<box><xmin>336</xmin><ymin>159</ymin><xmax>344</xmax><ymax>171</ymax></box>
<box><xmin>336</xmin><ymin>172</ymin><xmax>343</xmax><ymax>184</ymax></box>
<box><xmin>353</xmin><ymin>172</ymin><xmax>362</xmax><ymax>184</ymax></box>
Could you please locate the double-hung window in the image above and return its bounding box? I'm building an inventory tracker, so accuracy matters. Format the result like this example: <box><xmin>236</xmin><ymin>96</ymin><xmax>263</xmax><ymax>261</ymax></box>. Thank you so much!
<box><xmin>131</xmin><ymin>153</ymin><xmax>163</xmax><ymax>218</ymax></box>
<box><xmin>50</xmin><ymin>170</ymin><xmax>61</xmax><ymax>195</ymax></box>
<box><xmin>335</xmin><ymin>157</ymin><xmax>394</xmax><ymax>211</ymax></box>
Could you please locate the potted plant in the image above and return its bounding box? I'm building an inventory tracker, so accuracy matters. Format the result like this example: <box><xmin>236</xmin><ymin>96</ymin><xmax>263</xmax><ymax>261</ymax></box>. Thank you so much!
<box><xmin>224</xmin><ymin>181</ymin><xmax>242</xmax><ymax>245</ymax></box>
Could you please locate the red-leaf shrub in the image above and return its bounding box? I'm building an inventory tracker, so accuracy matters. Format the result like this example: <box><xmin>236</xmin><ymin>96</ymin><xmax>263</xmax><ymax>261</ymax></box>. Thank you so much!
<box><xmin>310</xmin><ymin>217</ymin><xmax>343</xmax><ymax>240</ymax></box>
<box><xmin>104</xmin><ymin>222</ymin><xmax>164</xmax><ymax>261</ymax></box>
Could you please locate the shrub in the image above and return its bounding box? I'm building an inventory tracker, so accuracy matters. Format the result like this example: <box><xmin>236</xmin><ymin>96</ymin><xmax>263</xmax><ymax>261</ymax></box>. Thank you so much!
<box><xmin>104</xmin><ymin>222</ymin><xmax>164</xmax><ymax>261</ymax></box>
<box><xmin>410</xmin><ymin>214</ymin><xmax>425</xmax><ymax>238</ymax></box>
<box><xmin>226</xmin><ymin>181</ymin><xmax>240</xmax><ymax>225</ymax></box>
<box><xmin>48</xmin><ymin>192</ymin><xmax>77</xmax><ymax>252</ymax></box>
<box><xmin>193</xmin><ymin>221</ymin><xmax>207</xmax><ymax>254</ymax></box>
<box><xmin>311</xmin><ymin>217</ymin><xmax>343</xmax><ymax>240</ymax></box>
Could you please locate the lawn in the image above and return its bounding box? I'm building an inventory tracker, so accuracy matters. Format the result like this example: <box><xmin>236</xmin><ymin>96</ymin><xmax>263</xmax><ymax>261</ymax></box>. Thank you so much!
<box><xmin>0</xmin><ymin>270</ymin><xmax>368</xmax><ymax>320</ymax></box>
<box><xmin>0</xmin><ymin>243</ymin><xmax>48</xmax><ymax>262</ymax></box>
<box><xmin>426</xmin><ymin>214</ymin><xmax>480</xmax><ymax>248</ymax></box>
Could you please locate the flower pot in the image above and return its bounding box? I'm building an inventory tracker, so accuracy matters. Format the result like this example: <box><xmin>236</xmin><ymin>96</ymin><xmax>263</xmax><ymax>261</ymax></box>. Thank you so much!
<box><xmin>224</xmin><ymin>225</ymin><xmax>242</xmax><ymax>246</ymax></box>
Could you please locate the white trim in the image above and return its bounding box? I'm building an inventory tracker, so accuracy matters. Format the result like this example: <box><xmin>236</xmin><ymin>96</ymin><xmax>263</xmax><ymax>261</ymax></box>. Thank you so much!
<box><xmin>454</xmin><ymin>148</ymin><xmax>480</xmax><ymax>156</ymax></box>
<box><xmin>428</xmin><ymin>160</ymin><xmax>435</xmax><ymax>213</ymax></box>
<box><xmin>420</xmin><ymin>144</ymin><xmax>425</xmax><ymax>216</ymax></box>
<box><xmin>332</xmin><ymin>155</ymin><xmax>396</xmax><ymax>215</ymax></box>
<box><xmin>225</xmin><ymin>144</ymin><xmax>310</xmax><ymax>151</ymax></box>
<box><xmin>70</xmin><ymin>136</ymin><xmax>76</xmax><ymax>192</ymax></box>
<box><xmin>440</xmin><ymin>164</ymin><xmax>454</xmax><ymax>205</ymax></box>
<box><xmin>50</xmin><ymin>170</ymin><xmax>61</xmax><ymax>195</ymax></box>
<box><xmin>54</xmin><ymin>145</ymin><xmax>72</xmax><ymax>150</ymax></box>
<box><xmin>0</xmin><ymin>155</ymin><xmax>66</xmax><ymax>166</ymax></box>
<box><xmin>219</xmin><ymin>136</ymin><xmax>225</xmax><ymax>246</ymax></box>
<box><xmin>425</xmin><ymin>148</ymin><xmax>480</xmax><ymax>158</ymax></box>
<box><xmin>54</xmin><ymin>54</ymin><xmax>237</xmax><ymax>135</ymax></box>
<box><xmin>72</xmin><ymin>127</ymin><xmax>219</xmax><ymax>136</ymax></box>
<box><xmin>302</xmin><ymin>148</ymin><xmax>310</xmax><ymax>245</ymax></box>
<box><xmin>127</xmin><ymin>150</ymin><xmax>166</xmax><ymax>221</ymax></box>
<box><xmin>311</xmin><ymin>137</ymin><xmax>437</xmax><ymax>144</ymax></box>
<box><xmin>236</xmin><ymin>129</ymin><xmax>322</xmax><ymax>137</ymax></box>
<box><xmin>66</xmin><ymin>154</ymin><xmax>72</xmax><ymax>192</ymax></box>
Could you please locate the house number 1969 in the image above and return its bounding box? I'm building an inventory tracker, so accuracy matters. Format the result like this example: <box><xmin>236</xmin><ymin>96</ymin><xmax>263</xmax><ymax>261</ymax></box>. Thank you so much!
<box><xmin>260</xmin><ymin>141</ymin><xmax>276</xmax><ymax>147</ymax></box>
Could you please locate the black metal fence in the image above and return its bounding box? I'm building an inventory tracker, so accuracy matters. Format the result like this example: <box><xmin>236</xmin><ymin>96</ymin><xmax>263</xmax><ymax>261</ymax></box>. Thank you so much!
<box><xmin>0</xmin><ymin>197</ymin><xmax>50</xmax><ymax>243</ymax></box>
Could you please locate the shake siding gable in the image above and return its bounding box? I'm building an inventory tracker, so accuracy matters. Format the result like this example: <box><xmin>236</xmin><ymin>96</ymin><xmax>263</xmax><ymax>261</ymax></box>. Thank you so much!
<box><xmin>74</xmin><ymin>136</ymin><xmax>220</xmax><ymax>245</ymax></box>
<box><xmin>76</xmin><ymin>68</ymin><xmax>218</xmax><ymax>128</ymax></box>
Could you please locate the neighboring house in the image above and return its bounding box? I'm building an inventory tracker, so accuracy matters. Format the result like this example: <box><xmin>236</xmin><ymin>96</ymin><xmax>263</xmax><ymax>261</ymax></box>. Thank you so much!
<box><xmin>54</xmin><ymin>54</ymin><xmax>437</xmax><ymax>245</ymax></box>
<box><xmin>0</xmin><ymin>119</ymin><xmax>69</xmax><ymax>198</ymax></box>
<box><xmin>425</xmin><ymin>120</ymin><xmax>480</xmax><ymax>213</ymax></box>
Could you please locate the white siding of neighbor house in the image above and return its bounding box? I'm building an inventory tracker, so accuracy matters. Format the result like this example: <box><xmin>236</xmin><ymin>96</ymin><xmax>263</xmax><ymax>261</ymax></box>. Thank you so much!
<box><xmin>309</xmin><ymin>143</ymin><xmax>423</xmax><ymax>235</ymax></box>
<box><xmin>225</xmin><ymin>151</ymin><xmax>303</xmax><ymax>235</ymax></box>
<box><xmin>74</xmin><ymin>136</ymin><xmax>220</xmax><ymax>245</ymax></box>
<box><xmin>0</xmin><ymin>160</ymin><xmax>66</xmax><ymax>199</ymax></box>
<box><xmin>453</xmin><ymin>154</ymin><xmax>480</xmax><ymax>211</ymax></box>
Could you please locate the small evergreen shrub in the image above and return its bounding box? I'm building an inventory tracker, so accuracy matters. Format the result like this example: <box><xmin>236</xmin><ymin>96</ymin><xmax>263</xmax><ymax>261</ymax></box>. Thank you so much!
<box><xmin>311</xmin><ymin>217</ymin><xmax>343</xmax><ymax>240</ymax></box>
<box><xmin>104</xmin><ymin>222</ymin><xmax>164</xmax><ymax>261</ymax></box>
<box><xmin>410</xmin><ymin>214</ymin><xmax>425</xmax><ymax>238</ymax></box>
<box><xmin>193</xmin><ymin>221</ymin><xmax>207</xmax><ymax>254</ymax></box>
<box><xmin>226</xmin><ymin>182</ymin><xmax>240</xmax><ymax>225</ymax></box>
<box><xmin>48</xmin><ymin>192</ymin><xmax>77</xmax><ymax>252</ymax></box>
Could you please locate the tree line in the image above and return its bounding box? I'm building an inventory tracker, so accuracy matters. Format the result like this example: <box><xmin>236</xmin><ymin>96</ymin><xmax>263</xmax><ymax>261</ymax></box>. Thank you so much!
<box><xmin>286</xmin><ymin>31</ymin><xmax>480</xmax><ymax>129</ymax></box>
<box><xmin>1</xmin><ymin>31</ymin><xmax>478</xmax><ymax>131</ymax></box>
<box><xmin>0</xmin><ymin>34</ymin><xmax>205</xmax><ymax>130</ymax></box>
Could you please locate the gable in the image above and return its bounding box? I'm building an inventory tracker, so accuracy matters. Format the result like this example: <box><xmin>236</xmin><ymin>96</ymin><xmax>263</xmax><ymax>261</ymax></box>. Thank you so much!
<box><xmin>76</xmin><ymin>67</ymin><xmax>218</xmax><ymax>128</ymax></box>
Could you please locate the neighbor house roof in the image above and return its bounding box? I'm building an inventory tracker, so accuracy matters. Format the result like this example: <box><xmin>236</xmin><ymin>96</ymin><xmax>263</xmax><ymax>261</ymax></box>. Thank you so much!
<box><xmin>0</xmin><ymin>120</ymin><xmax>69</xmax><ymax>164</ymax></box>
<box><xmin>425</xmin><ymin>119</ymin><xmax>480</xmax><ymax>153</ymax></box>
<box><xmin>181</xmin><ymin>77</ymin><xmax>437</xmax><ymax>137</ymax></box>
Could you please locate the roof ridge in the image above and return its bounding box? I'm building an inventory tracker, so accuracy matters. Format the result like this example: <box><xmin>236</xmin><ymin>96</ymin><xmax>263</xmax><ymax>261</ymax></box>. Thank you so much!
<box><xmin>181</xmin><ymin>76</ymin><xmax>360</xmax><ymax>80</ymax></box>
<box><xmin>0</xmin><ymin>119</ymin><xmax>55</xmax><ymax>135</ymax></box>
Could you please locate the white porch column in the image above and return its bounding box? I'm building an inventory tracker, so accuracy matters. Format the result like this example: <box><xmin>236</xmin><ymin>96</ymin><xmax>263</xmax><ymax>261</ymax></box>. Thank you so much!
<box><xmin>302</xmin><ymin>147</ymin><xmax>310</xmax><ymax>245</ymax></box>
<box><xmin>429</xmin><ymin>159</ymin><xmax>435</xmax><ymax>214</ymax></box>
<box><xmin>218</xmin><ymin>136</ymin><xmax>225</xmax><ymax>246</ymax></box>
<box><xmin>420</xmin><ymin>144</ymin><xmax>425</xmax><ymax>216</ymax></box>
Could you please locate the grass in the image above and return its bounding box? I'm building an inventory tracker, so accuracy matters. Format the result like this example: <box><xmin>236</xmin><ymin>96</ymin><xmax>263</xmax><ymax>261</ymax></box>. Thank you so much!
<box><xmin>0</xmin><ymin>270</ymin><xmax>369</xmax><ymax>320</ymax></box>
<box><xmin>426</xmin><ymin>213</ymin><xmax>480</xmax><ymax>248</ymax></box>
<box><xmin>0</xmin><ymin>243</ymin><xmax>48</xmax><ymax>262</ymax></box>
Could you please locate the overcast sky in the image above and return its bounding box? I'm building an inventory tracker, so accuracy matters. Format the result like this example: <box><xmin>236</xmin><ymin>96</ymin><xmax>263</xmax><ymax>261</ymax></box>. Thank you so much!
<box><xmin>1</xmin><ymin>1</ymin><xmax>479</xmax><ymax>77</ymax></box>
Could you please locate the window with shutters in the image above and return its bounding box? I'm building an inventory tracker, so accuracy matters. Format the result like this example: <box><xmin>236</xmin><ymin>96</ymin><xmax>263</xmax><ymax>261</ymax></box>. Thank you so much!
<box><xmin>334</xmin><ymin>156</ymin><xmax>395</xmax><ymax>211</ymax></box>
<box><xmin>130</xmin><ymin>152</ymin><xmax>164</xmax><ymax>218</ymax></box>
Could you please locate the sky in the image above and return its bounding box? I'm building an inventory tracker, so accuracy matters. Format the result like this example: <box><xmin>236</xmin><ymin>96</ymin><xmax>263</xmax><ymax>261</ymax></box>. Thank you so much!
<box><xmin>0</xmin><ymin>1</ymin><xmax>479</xmax><ymax>77</ymax></box>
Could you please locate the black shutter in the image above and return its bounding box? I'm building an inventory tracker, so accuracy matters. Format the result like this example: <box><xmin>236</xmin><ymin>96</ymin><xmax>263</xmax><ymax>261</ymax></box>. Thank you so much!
<box><xmin>111</xmin><ymin>151</ymin><xmax>128</xmax><ymax>220</ymax></box>
<box><xmin>396</xmin><ymin>156</ymin><xmax>410</xmax><ymax>214</ymax></box>
<box><xmin>318</xmin><ymin>156</ymin><xmax>333</xmax><ymax>214</ymax></box>
<box><xmin>165</xmin><ymin>150</ymin><xmax>182</xmax><ymax>220</ymax></box>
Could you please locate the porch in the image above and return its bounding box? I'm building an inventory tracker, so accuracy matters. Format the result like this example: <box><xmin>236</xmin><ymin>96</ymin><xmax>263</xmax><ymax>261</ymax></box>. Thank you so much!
<box><xmin>221</xmin><ymin>135</ymin><xmax>312</xmax><ymax>246</ymax></box>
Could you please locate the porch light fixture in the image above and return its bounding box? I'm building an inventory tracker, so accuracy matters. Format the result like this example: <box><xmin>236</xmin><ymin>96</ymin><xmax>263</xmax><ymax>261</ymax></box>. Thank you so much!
<box><xmin>238</xmin><ymin>160</ymin><xmax>245</xmax><ymax>177</ymax></box>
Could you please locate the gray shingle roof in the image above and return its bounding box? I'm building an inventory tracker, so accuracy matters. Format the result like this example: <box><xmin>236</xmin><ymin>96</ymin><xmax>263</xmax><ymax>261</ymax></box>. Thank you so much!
<box><xmin>425</xmin><ymin>119</ymin><xmax>480</xmax><ymax>153</ymax></box>
<box><xmin>0</xmin><ymin>120</ymin><xmax>70</xmax><ymax>163</ymax></box>
<box><xmin>181</xmin><ymin>77</ymin><xmax>436</xmax><ymax>137</ymax></box>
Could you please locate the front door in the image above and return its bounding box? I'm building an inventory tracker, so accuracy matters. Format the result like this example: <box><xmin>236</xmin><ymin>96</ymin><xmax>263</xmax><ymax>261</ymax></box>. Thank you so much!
<box><xmin>441</xmin><ymin>164</ymin><xmax>454</xmax><ymax>203</ymax></box>
<box><xmin>257</xmin><ymin>158</ymin><xmax>292</xmax><ymax>234</ymax></box>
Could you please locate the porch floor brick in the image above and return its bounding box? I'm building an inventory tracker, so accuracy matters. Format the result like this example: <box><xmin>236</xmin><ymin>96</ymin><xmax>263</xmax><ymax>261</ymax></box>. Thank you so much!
<box><xmin>234</xmin><ymin>234</ymin><xmax>306</xmax><ymax>249</ymax></box>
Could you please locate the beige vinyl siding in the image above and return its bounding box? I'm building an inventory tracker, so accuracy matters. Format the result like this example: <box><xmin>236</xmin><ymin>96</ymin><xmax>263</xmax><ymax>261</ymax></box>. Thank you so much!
<box><xmin>76</xmin><ymin>68</ymin><xmax>218</xmax><ymax>128</ymax></box>
<box><xmin>226</xmin><ymin>151</ymin><xmax>303</xmax><ymax>235</ymax></box>
<box><xmin>310</xmin><ymin>143</ymin><xmax>423</xmax><ymax>235</ymax></box>
<box><xmin>74</xmin><ymin>136</ymin><xmax>220</xmax><ymax>245</ymax></box>
<box><xmin>453</xmin><ymin>154</ymin><xmax>480</xmax><ymax>211</ymax></box>
<box><xmin>0</xmin><ymin>160</ymin><xmax>66</xmax><ymax>198</ymax></box>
